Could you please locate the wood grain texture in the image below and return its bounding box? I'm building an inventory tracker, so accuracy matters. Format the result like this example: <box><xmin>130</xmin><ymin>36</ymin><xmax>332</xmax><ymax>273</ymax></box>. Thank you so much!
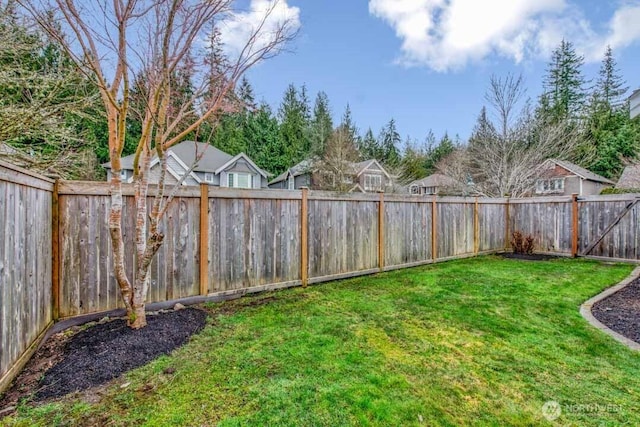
<box><xmin>384</xmin><ymin>201</ymin><xmax>432</xmax><ymax>267</ymax></box>
<box><xmin>509</xmin><ymin>201</ymin><xmax>573</xmax><ymax>254</ymax></box>
<box><xmin>0</xmin><ymin>166</ymin><xmax>52</xmax><ymax>382</ymax></box>
<box><xmin>208</xmin><ymin>197</ymin><xmax>302</xmax><ymax>292</ymax></box>
<box><xmin>437</xmin><ymin>202</ymin><xmax>474</xmax><ymax>258</ymax></box>
<box><xmin>307</xmin><ymin>200</ymin><xmax>378</xmax><ymax>278</ymax></box>
<box><xmin>59</xmin><ymin>195</ymin><xmax>200</xmax><ymax>317</ymax></box>
<box><xmin>578</xmin><ymin>199</ymin><xmax>640</xmax><ymax>260</ymax></box>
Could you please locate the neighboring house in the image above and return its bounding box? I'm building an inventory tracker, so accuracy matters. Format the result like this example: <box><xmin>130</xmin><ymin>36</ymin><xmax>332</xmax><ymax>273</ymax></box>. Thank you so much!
<box><xmin>534</xmin><ymin>159</ymin><xmax>615</xmax><ymax>196</ymax></box>
<box><xmin>630</xmin><ymin>88</ymin><xmax>640</xmax><ymax>120</ymax></box>
<box><xmin>103</xmin><ymin>140</ymin><xmax>270</xmax><ymax>188</ymax></box>
<box><xmin>269</xmin><ymin>158</ymin><xmax>393</xmax><ymax>193</ymax></box>
<box><xmin>407</xmin><ymin>173</ymin><xmax>460</xmax><ymax>196</ymax></box>
<box><xmin>616</xmin><ymin>164</ymin><xmax>640</xmax><ymax>191</ymax></box>
<box><xmin>268</xmin><ymin>159</ymin><xmax>314</xmax><ymax>190</ymax></box>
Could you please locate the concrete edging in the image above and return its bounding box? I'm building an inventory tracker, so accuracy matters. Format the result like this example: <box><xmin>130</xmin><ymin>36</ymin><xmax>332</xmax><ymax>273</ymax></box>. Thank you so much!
<box><xmin>580</xmin><ymin>266</ymin><xmax>640</xmax><ymax>351</ymax></box>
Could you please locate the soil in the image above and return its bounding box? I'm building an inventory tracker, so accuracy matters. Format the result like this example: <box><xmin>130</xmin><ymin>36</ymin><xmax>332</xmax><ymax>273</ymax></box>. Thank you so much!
<box><xmin>501</xmin><ymin>253</ymin><xmax>560</xmax><ymax>261</ymax></box>
<box><xmin>592</xmin><ymin>276</ymin><xmax>640</xmax><ymax>344</ymax></box>
<box><xmin>0</xmin><ymin>307</ymin><xmax>207</xmax><ymax>410</ymax></box>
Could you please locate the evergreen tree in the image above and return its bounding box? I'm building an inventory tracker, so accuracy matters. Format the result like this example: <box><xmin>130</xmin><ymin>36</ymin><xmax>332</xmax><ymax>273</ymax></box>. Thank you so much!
<box><xmin>424</xmin><ymin>132</ymin><xmax>455</xmax><ymax>173</ymax></box>
<box><xmin>0</xmin><ymin>5</ymin><xmax>103</xmax><ymax>178</ymax></box>
<box><xmin>309</xmin><ymin>91</ymin><xmax>333</xmax><ymax>156</ymax></box>
<box><xmin>399</xmin><ymin>137</ymin><xmax>428</xmax><ymax>182</ymax></box>
<box><xmin>541</xmin><ymin>39</ymin><xmax>587</xmax><ymax>122</ymax></box>
<box><xmin>244</xmin><ymin>103</ymin><xmax>290</xmax><ymax>175</ymax></box>
<box><xmin>378</xmin><ymin>118</ymin><xmax>401</xmax><ymax>166</ymax></box>
<box><xmin>468</xmin><ymin>106</ymin><xmax>496</xmax><ymax>150</ymax></box>
<box><xmin>359</xmin><ymin>127</ymin><xmax>383</xmax><ymax>160</ymax></box>
<box><xmin>340</xmin><ymin>104</ymin><xmax>359</xmax><ymax>144</ymax></box>
<box><xmin>584</xmin><ymin>47</ymin><xmax>637</xmax><ymax>178</ymax></box>
<box><xmin>237</xmin><ymin>76</ymin><xmax>256</xmax><ymax>110</ymax></box>
<box><xmin>278</xmin><ymin>84</ymin><xmax>310</xmax><ymax>163</ymax></box>
<box><xmin>595</xmin><ymin>46</ymin><xmax>628</xmax><ymax>109</ymax></box>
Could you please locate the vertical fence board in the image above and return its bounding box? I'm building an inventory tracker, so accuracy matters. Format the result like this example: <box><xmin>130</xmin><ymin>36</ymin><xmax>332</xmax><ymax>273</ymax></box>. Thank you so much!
<box><xmin>384</xmin><ymin>201</ymin><xmax>432</xmax><ymax>267</ymax></box>
<box><xmin>0</xmin><ymin>162</ymin><xmax>53</xmax><ymax>387</ymax></box>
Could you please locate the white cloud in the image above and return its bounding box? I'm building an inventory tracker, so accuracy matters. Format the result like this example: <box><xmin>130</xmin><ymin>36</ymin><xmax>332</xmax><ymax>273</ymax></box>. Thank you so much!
<box><xmin>219</xmin><ymin>0</ymin><xmax>301</xmax><ymax>58</ymax></box>
<box><xmin>369</xmin><ymin>0</ymin><xmax>640</xmax><ymax>71</ymax></box>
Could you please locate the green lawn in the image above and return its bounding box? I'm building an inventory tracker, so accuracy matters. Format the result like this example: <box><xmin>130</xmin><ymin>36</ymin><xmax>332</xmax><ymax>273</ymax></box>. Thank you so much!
<box><xmin>4</xmin><ymin>256</ymin><xmax>640</xmax><ymax>426</ymax></box>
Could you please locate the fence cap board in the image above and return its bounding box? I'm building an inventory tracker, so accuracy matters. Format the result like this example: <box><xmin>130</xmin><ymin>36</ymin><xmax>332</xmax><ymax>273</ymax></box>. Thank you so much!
<box><xmin>208</xmin><ymin>187</ymin><xmax>302</xmax><ymax>200</ymax></box>
<box><xmin>58</xmin><ymin>181</ymin><xmax>202</xmax><ymax>197</ymax></box>
<box><xmin>307</xmin><ymin>190</ymin><xmax>379</xmax><ymax>202</ymax></box>
<box><xmin>0</xmin><ymin>159</ymin><xmax>55</xmax><ymax>191</ymax></box>
<box><xmin>579</xmin><ymin>194</ymin><xmax>640</xmax><ymax>202</ymax></box>
<box><xmin>508</xmin><ymin>196</ymin><xmax>573</xmax><ymax>204</ymax></box>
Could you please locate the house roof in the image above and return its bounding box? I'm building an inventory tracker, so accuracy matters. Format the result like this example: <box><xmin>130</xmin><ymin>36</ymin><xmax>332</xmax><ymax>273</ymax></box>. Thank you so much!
<box><xmin>269</xmin><ymin>159</ymin><xmax>314</xmax><ymax>185</ymax></box>
<box><xmin>409</xmin><ymin>173</ymin><xmax>458</xmax><ymax>188</ymax></box>
<box><xmin>544</xmin><ymin>159</ymin><xmax>616</xmax><ymax>185</ymax></box>
<box><xmin>617</xmin><ymin>164</ymin><xmax>640</xmax><ymax>189</ymax></box>
<box><xmin>270</xmin><ymin>158</ymin><xmax>392</xmax><ymax>185</ymax></box>
<box><xmin>630</xmin><ymin>88</ymin><xmax>640</xmax><ymax>100</ymax></box>
<box><xmin>103</xmin><ymin>141</ymin><xmax>268</xmax><ymax>176</ymax></box>
<box><xmin>353</xmin><ymin>159</ymin><xmax>392</xmax><ymax>178</ymax></box>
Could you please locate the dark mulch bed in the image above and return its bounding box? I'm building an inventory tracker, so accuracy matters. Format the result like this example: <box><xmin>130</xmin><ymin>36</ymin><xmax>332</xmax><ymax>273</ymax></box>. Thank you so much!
<box><xmin>1</xmin><ymin>307</ymin><xmax>207</xmax><ymax>408</ymax></box>
<box><xmin>592</xmin><ymin>277</ymin><xmax>640</xmax><ymax>344</ymax></box>
<box><xmin>500</xmin><ymin>253</ymin><xmax>560</xmax><ymax>261</ymax></box>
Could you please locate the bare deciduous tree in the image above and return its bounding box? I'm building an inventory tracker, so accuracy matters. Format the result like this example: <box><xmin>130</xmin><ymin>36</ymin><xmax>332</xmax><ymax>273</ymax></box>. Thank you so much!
<box><xmin>20</xmin><ymin>0</ymin><xmax>298</xmax><ymax>328</ymax></box>
<box><xmin>315</xmin><ymin>126</ymin><xmax>360</xmax><ymax>192</ymax></box>
<box><xmin>439</xmin><ymin>74</ymin><xmax>588</xmax><ymax>197</ymax></box>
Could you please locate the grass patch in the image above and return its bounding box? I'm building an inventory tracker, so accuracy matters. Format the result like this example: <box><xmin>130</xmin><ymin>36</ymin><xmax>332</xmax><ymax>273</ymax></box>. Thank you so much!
<box><xmin>3</xmin><ymin>256</ymin><xmax>640</xmax><ymax>426</ymax></box>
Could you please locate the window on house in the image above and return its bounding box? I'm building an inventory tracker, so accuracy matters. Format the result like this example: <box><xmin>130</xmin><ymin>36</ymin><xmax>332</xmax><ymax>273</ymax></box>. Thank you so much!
<box><xmin>288</xmin><ymin>175</ymin><xmax>294</xmax><ymax>190</ymax></box>
<box><xmin>364</xmin><ymin>174</ymin><xmax>382</xmax><ymax>191</ymax></box>
<box><xmin>425</xmin><ymin>186</ymin><xmax>437</xmax><ymax>195</ymax></box>
<box><xmin>119</xmin><ymin>170</ymin><xmax>127</xmax><ymax>180</ymax></box>
<box><xmin>228</xmin><ymin>172</ymin><xmax>253</xmax><ymax>189</ymax></box>
<box><xmin>410</xmin><ymin>185</ymin><xmax>420</xmax><ymax>195</ymax></box>
<box><xmin>536</xmin><ymin>178</ymin><xmax>565</xmax><ymax>194</ymax></box>
<box><xmin>204</xmin><ymin>173</ymin><xmax>214</xmax><ymax>183</ymax></box>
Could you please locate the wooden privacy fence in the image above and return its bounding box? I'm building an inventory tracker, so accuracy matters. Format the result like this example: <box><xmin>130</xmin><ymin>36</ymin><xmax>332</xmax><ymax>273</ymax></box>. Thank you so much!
<box><xmin>2</xmin><ymin>160</ymin><xmax>640</xmax><ymax>391</ymax></box>
<box><xmin>55</xmin><ymin>182</ymin><xmax>507</xmax><ymax>317</ymax></box>
<box><xmin>0</xmin><ymin>161</ymin><xmax>54</xmax><ymax>391</ymax></box>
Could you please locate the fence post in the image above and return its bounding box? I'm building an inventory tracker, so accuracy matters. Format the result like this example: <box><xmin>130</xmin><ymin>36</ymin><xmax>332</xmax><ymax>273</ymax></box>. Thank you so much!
<box><xmin>301</xmin><ymin>187</ymin><xmax>309</xmax><ymax>287</ymax></box>
<box><xmin>199</xmin><ymin>183</ymin><xmax>209</xmax><ymax>296</ymax></box>
<box><xmin>571</xmin><ymin>193</ymin><xmax>579</xmax><ymax>257</ymax></box>
<box><xmin>378</xmin><ymin>191</ymin><xmax>385</xmax><ymax>271</ymax></box>
<box><xmin>504</xmin><ymin>197</ymin><xmax>510</xmax><ymax>251</ymax></box>
<box><xmin>431</xmin><ymin>196</ymin><xmax>437</xmax><ymax>261</ymax></box>
<box><xmin>51</xmin><ymin>179</ymin><xmax>60</xmax><ymax>320</ymax></box>
<box><xmin>474</xmin><ymin>197</ymin><xmax>479</xmax><ymax>254</ymax></box>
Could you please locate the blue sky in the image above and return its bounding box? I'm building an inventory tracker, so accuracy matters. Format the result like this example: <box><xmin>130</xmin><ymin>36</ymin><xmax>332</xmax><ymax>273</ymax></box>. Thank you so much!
<box><xmin>239</xmin><ymin>0</ymin><xmax>640</xmax><ymax>144</ymax></box>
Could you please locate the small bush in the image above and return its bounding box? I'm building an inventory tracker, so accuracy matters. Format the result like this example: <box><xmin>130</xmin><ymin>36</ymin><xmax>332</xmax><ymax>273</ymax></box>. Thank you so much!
<box><xmin>511</xmin><ymin>231</ymin><xmax>535</xmax><ymax>255</ymax></box>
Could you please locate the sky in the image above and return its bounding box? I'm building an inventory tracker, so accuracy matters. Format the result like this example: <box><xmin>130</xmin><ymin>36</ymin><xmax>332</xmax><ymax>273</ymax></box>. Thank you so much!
<box><xmin>230</xmin><ymin>0</ymin><xmax>640</xmax><ymax>144</ymax></box>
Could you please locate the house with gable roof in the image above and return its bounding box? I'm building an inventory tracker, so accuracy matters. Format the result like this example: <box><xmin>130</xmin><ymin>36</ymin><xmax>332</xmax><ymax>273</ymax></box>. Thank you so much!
<box><xmin>103</xmin><ymin>140</ymin><xmax>270</xmax><ymax>189</ymax></box>
<box><xmin>534</xmin><ymin>159</ymin><xmax>615</xmax><ymax>196</ymax></box>
<box><xmin>269</xmin><ymin>158</ymin><xmax>393</xmax><ymax>192</ymax></box>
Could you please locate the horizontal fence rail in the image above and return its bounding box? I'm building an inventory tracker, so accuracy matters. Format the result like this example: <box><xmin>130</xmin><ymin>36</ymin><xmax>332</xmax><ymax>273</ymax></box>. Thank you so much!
<box><xmin>2</xmin><ymin>162</ymin><xmax>640</xmax><ymax>393</ymax></box>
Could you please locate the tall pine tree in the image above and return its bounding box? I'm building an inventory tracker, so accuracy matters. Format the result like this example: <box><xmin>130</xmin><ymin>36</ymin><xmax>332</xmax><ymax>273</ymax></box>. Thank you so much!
<box><xmin>378</xmin><ymin>118</ymin><xmax>401</xmax><ymax>166</ymax></box>
<box><xmin>309</xmin><ymin>91</ymin><xmax>333</xmax><ymax>156</ymax></box>
<box><xmin>278</xmin><ymin>84</ymin><xmax>310</xmax><ymax>164</ymax></box>
<box><xmin>541</xmin><ymin>39</ymin><xmax>587</xmax><ymax>122</ymax></box>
